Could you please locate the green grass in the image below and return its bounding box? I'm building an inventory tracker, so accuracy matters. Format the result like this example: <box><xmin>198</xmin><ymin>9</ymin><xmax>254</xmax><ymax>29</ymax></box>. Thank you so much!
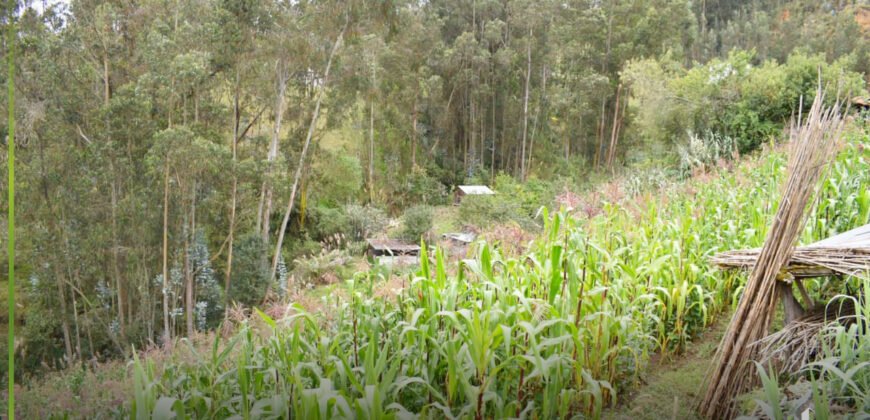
<box><xmin>605</xmin><ymin>314</ymin><xmax>728</xmax><ymax>420</ymax></box>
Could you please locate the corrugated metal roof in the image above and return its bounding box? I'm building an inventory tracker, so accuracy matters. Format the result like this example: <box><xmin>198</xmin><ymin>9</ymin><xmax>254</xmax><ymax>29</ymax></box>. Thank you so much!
<box><xmin>810</xmin><ymin>223</ymin><xmax>870</xmax><ymax>247</ymax></box>
<box><xmin>457</xmin><ymin>185</ymin><xmax>494</xmax><ymax>195</ymax></box>
<box><xmin>366</xmin><ymin>239</ymin><xmax>421</xmax><ymax>252</ymax></box>
<box><xmin>442</xmin><ymin>232</ymin><xmax>476</xmax><ymax>243</ymax></box>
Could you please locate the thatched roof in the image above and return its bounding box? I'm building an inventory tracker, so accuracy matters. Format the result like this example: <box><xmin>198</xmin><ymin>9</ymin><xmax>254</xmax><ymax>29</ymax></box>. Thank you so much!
<box><xmin>712</xmin><ymin>224</ymin><xmax>870</xmax><ymax>278</ymax></box>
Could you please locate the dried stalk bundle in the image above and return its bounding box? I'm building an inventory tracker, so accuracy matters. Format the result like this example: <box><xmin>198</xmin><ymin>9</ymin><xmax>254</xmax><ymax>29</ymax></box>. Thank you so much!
<box><xmin>698</xmin><ymin>91</ymin><xmax>846</xmax><ymax>419</ymax></box>
<box><xmin>712</xmin><ymin>245</ymin><xmax>870</xmax><ymax>279</ymax></box>
<box><xmin>752</xmin><ymin>299</ymin><xmax>857</xmax><ymax>375</ymax></box>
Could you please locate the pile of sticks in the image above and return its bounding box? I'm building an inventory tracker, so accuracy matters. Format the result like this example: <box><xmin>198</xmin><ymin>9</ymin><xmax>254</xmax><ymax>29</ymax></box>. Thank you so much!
<box><xmin>698</xmin><ymin>90</ymin><xmax>847</xmax><ymax>419</ymax></box>
<box><xmin>752</xmin><ymin>298</ymin><xmax>857</xmax><ymax>375</ymax></box>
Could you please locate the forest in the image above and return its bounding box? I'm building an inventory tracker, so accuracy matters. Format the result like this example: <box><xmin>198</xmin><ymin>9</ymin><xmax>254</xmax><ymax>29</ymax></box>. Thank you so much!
<box><xmin>1</xmin><ymin>0</ymin><xmax>869</xmax><ymax>418</ymax></box>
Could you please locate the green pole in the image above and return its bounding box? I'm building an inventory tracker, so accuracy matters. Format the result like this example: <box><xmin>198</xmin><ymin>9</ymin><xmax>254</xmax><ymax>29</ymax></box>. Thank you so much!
<box><xmin>6</xmin><ymin>0</ymin><xmax>14</xmax><ymax>417</ymax></box>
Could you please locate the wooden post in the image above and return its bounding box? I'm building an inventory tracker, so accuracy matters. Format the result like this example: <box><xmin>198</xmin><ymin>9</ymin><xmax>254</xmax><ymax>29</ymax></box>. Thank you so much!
<box><xmin>776</xmin><ymin>274</ymin><xmax>805</xmax><ymax>325</ymax></box>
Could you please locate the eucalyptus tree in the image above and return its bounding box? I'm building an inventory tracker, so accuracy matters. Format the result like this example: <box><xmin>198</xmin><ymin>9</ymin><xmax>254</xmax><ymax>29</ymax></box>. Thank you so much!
<box><xmin>207</xmin><ymin>0</ymin><xmax>272</xmax><ymax>311</ymax></box>
<box><xmin>268</xmin><ymin>0</ymin><xmax>352</xmax><ymax>290</ymax></box>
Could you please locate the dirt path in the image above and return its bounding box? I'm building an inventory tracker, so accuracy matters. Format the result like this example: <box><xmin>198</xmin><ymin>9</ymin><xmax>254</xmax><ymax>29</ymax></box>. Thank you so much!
<box><xmin>605</xmin><ymin>314</ymin><xmax>731</xmax><ymax>420</ymax></box>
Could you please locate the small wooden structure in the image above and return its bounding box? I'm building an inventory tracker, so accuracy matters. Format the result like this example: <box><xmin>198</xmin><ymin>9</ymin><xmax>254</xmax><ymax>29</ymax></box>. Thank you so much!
<box><xmin>366</xmin><ymin>239</ymin><xmax>421</xmax><ymax>258</ymax></box>
<box><xmin>851</xmin><ymin>96</ymin><xmax>870</xmax><ymax>112</ymax></box>
<box><xmin>441</xmin><ymin>232</ymin><xmax>476</xmax><ymax>257</ymax></box>
<box><xmin>711</xmin><ymin>223</ymin><xmax>870</xmax><ymax>381</ymax></box>
<box><xmin>442</xmin><ymin>232</ymin><xmax>476</xmax><ymax>244</ymax></box>
<box><xmin>454</xmin><ymin>185</ymin><xmax>494</xmax><ymax>204</ymax></box>
<box><xmin>713</xmin><ymin>223</ymin><xmax>870</xmax><ymax>324</ymax></box>
<box><xmin>366</xmin><ymin>239</ymin><xmax>421</xmax><ymax>266</ymax></box>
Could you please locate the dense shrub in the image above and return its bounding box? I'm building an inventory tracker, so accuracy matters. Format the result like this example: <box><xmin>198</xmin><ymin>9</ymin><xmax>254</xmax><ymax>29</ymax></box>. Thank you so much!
<box><xmin>227</xmin><ymin>233</ymin><xmax>270</xmax><ymax>306</ymax></box>
<box><xmin>624</xmin><ymin>50</ymin><xmax>866</xmax><ymax>155</ymax></box>
<box><xmin>344</xmin><ymin>204</ymin><xmax>388</xmax><ymax>241</ymax></box>
<box><xmin>189</xmin><ymin>230</ymin><xmax>223</xmax><ymax>330</ymax></box>
<box><xmin>399</xmin><ymin>205</ymin><xmax>434</xmax><ymax>241</ymax></box>
<box><xmin>310</xmin><ymin>152</ymin><xmax>363</xmax><ymax>206</ymax></box>
<box><xmin>309</xmin><ymin>205</ymin><xmax>350</xmax><ymax>241</ymax></box>
<box><xmin>401</xmin><ymin>167</ymin><xmax>449</xmax><ymax>206</ymax></box>
<box><xmin>291</xmin><ymin>249</ymin><xmax>353</xmax><ymax>290</ymax></box>
<box><xmin>492</xmin><ymin>174</ymin><xmax>554</xmax><ymax>215</ymax></box>
<box><xmin>456</xmin><ymin>174</ymin><xmax>554</xmax><ymax>230</ymax></box>
<box><xmin>458</xmin><ymin>194</ymin><xmax>531</xmax><ymax>229</ymax></box>
<box><xmin>285</xmin><ymin>237</ymin><xmax>322</xmax><ymax>260</ymax></box>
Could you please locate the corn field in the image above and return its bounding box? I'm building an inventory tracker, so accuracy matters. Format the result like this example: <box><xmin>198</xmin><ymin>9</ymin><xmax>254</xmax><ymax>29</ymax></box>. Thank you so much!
<box><xmin>123</xmin><ymin>136</ymin><xmax>870</xmax><ymax>419</ymax></box>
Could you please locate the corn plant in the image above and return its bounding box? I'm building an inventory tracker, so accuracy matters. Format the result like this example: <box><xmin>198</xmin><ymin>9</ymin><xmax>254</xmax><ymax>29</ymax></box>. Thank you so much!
<box><xmin>117</xmin><ymin>132</ymin><xmax>869</xmax><ymax>419</ymax></box>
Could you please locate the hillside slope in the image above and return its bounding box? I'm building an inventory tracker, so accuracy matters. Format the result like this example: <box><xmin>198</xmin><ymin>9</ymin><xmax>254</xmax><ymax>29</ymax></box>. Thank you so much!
<box><xmin>9</xmin><ymin>129</ymin><xmax>870</xmax><ymax>418</ymax></box>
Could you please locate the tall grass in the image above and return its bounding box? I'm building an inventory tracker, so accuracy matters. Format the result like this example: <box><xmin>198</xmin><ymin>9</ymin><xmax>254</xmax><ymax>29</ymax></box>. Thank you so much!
<box><xmin>120</xmin><ymin>135</ymin><xmax>869</xmax><ymax>419</ymax></box>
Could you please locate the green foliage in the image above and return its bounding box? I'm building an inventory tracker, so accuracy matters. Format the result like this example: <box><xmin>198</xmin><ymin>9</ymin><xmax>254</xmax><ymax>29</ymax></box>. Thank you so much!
<box><xmin>190</xmin><ymin>230</ymin><xmax>223</xmax><ymax>330</ymax></box>
<box><xmin>227</xmin><ymin>233</ymin><xmax>270</xmax><ymax>306</ymax></box>
<box><xmin>753</xmin><ymin>362</ymin><xmax>786</xmax><ymax>420</ymax></box>
<box><xmin>17</xmin><ymin>274</ymin><xmax>68</xmax><ymax>375</ymax></box>
<box><xmin>625</xmin><ymin>50</ymin><xmax>867</xmax><ymax>155</ymax></box>
<box><xmin>291</xmin><ymin>249</ymin><xmax>353</xmax><ymax>290</ymax></box>
<box><xmin>399</xmin><ymin>205</ymin><xmax>433</xmax><ymax>241</ymax></box>
<box><xmin>458</xmin><ymin>174</ymin><xmax>553</xmax><ymax>229</ymax></box>
<box><xmin>310</xmin><ymin>152</ymin><xmax>363</xmax><ymax>206</ymax></box>
<box><xmin>678</xmin><ymin>131</ymin><xmax>736</xmax><ymax>177</ymax></box>
<box><xmin>308</xmin><ymin>205</ymin><xmax>350</xmax><ymax>241</ymax></box>
<box><xmin>458</xmin><ymin>194</ymin><xmax>529</xmax><ymax>229</ymax></box>
<box><xmin>344</xmin><ymin>204</ymin><xmax>388</xmax><ymax>242</ymax></box>
<box><xmin>805</xmin><ymin>279</ymin><xmax>870</xmax><ymax>413</ymax></box>
<box><xmin>104</xmin><ymin>126</ymin><xmax>869</xmax><ymax>420</ymax></box>
<box><xmin>12</xmin><ymin>0</ymin><xmax>870</xmax><ymax>413</ymax></box>
<box><xmin>400</xmin><ymin>167</ymin><xmax>449</xmax><ymax>207</ymax></box>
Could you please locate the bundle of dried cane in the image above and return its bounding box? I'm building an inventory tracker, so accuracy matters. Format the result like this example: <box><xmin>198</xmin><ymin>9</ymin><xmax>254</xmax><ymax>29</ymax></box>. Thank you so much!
<box><xmin>698</xmin><ymin>90</ymin><xmax>847</xmax><ymax>419</ymax></box>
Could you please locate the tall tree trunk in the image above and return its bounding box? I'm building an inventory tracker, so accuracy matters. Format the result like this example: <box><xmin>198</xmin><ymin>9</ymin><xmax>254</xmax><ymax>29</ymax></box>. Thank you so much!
<box><xmin>470</xmin><ymin>93</ymin><xmax>475</xmax><ymax>170</ymax></box>
<box><xmin>369</xmin><ymin>98</ymin><xmax>375</xmax><ymax>203</ymax></box>
<box><xmin>110</xmin><ymin>176</ymin><xmax>125</xmax><ymax>337</ymax></box>
<box><xmin>104</xmin><ymin>50</ymin><xmax>126</xmax><ymax>338</ymax></box>
<box><xmin>367</xmin><ymin>49</ymin><xmax>377</xmax><ymax>203</ymax></box>
<box><xmin>224</xmin><ymin>72</ymin><xmax>240</xmax><ymax>313</ymax></box>
<box><xmin>269</xmin><ymin>20</ymin><xmax>347</xmax><ymax>288</ymax></box>
<box><xmin>184</xmin><ymin>183</ymin><xmax>195</xmax><ymax>337</ymax></box>
<box><xmin>609</xmin><ymin>86</ymin><xmax>628</xmax><ymax>172</ymax></box>
<box><xmin>489</xmin><ymin>78</ymin><xmax>498</xmax><ymax>176</ymax></box>
<box><xmin>595</xmin><ymin>98</ymin><xmax>607</xmax><ymax>169</ymax></box>
<box><xmin>527</xmin><ymin>63</ymin><xmax>547</xmax><ymax>178</ymax></box>
<box><xmin>103</xmin><ymin>52</ymin><xmax>110</xmax><ymax>105</ymax></box>
<box><xmin>261</xmin><ymin>61</ymin><xmax>289</xmax><ymax>244</ymax></box>
<box><xmin>463</xmin><ymin>91</ymin><xmax>469</xmax><ymax>172</ymax></box>
<box><xmin>606</xmin><ymin>84</ymin><xmax>622</xmax><ymax>171</ymax></box>
<box><xmin>520</xmin><ymin>28</ymin><xmax>532</xmax><ymax>180</ymax></box>
<box><xmin>411</xmin><ymin>93</ymin><xmax>418</xmax><ymax>168</ymax></box>
<box><xmin>70</xmin><ymin>278</ymin><xmax>82</xmax><ymax>360</ymax></box>
<box><xmin>38</xmin><ymin>136</ymin><xmax>74</xmax><ymax>362</ymax></box>
<box><xmin>53</xmin><ymin>261</ymin><xmax>74</xmax><ymax>363</ymax></box>
<box><xmin>161</xmin><ymin>160</ymin><xmax>171</xmax><ymax>342</ymax></box>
